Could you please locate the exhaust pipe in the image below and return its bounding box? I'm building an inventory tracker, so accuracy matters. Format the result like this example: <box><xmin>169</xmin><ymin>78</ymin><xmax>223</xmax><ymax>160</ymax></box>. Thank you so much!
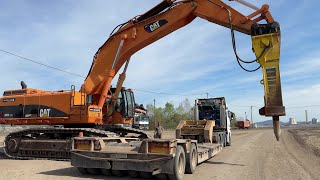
<box><xmin>21</xmin><ymin>81</ymin><xmax>27</xmax><ymax>89</ymax></box>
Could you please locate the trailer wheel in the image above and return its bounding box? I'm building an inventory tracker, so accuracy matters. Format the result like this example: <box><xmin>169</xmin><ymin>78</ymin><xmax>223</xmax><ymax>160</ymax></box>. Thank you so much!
<box><xmin>87</xmin><ymin>168</ymin><xmax>101</xmax><ymax>175</ymax></box>
<box><xmin>168</xmin><ymin>145</ymin><xmax>185</xmax><ymax>180</ymax></box>
<box><xmin>128</xmin><ymin>170</ymin><xmax>139</xmax><ymax>178</ymax></box>
<box><xmin>101</xmin><ymin>169</ymin><xmax>112</xmax><ymax>176</ymax></box>
<box><xmin>112</xmin><ymin>170</ymin><xmax>127</xmax><ymax>177</ymax></box>
<box><xmin>140</xmin><ymin>172</ymin><xmax>153</xmax><ymax>179</ymax></box>
<box><xmin>226</xmin><ymin>134</ymin><xmax>231</xmax><ymax>146</ymax></box>
<box><xmin>185</xmin><ymin>143</ymin><xmax>197</xmax><ymax>174</ymax></box>
<box><xmin>77</xmin><ymin>167</ymin><xmax>88</xmax><ymax>174</ymax></box>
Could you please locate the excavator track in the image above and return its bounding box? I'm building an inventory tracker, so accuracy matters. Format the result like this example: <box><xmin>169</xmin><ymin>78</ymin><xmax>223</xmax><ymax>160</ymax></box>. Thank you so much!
<box><xmin>104</xmin><ymin>125</ymin><xmax>151</xmax><ymax>138</ymax></box>
<box><xmin>3</xmin><ymin>126</ymin><xmax>150</xmax><ymax>160</ymax></box>
<box><xmin>4</xmin><ymin>127</ymin><xmax>117</xmax><ymax>160</ymax></box>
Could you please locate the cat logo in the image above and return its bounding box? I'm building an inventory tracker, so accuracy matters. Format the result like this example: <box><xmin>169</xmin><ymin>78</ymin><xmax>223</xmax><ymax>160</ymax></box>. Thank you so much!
<box><xmin>40</xmin><ymin>109</ymin><xmax>51</xmax><ymax>117</ymax></box>
<box><xmin>144</xmin><ymin>19</ymin><xmax>168</xmax><ymax>33</ymax></box>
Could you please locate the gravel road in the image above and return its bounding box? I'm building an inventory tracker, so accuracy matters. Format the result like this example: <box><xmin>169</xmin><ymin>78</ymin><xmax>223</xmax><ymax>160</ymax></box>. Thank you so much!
<box><xmin>0</xmin><ymin>129</ymin><xmax>319</xmax><ymax>180</ymax></box>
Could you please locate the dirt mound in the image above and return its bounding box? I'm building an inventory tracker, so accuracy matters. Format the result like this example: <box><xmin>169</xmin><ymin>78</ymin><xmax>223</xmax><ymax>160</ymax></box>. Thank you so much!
<box><xmin>288</xmin><ymin>128</ymin><xmax>320</xmax><ymax>157</ymax></box>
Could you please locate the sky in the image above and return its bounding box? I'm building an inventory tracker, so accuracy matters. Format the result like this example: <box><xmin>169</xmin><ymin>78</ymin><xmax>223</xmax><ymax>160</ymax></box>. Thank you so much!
<box><xmin>0</xmin><ymin>0</ymin><xmax>319</xmax><ymax>123</ymax></box>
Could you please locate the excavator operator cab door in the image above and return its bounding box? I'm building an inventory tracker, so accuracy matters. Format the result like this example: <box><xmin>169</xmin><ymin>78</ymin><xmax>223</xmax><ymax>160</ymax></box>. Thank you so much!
<box><xmin>108</xmin><ymin>88</ymin><xmax>135</xmax><ymax>119</ymax></box>
<box><xmin>122</xmin><ymin>89</ymin><xmax>135</xmax><ymax>119</ymax></box>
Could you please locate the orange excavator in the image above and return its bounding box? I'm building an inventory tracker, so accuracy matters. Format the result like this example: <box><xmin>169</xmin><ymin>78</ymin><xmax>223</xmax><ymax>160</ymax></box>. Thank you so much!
<box><xmin>0</xmin><ymin>0</ymin><xmax>285</xmax><ymax>160</ymax></box>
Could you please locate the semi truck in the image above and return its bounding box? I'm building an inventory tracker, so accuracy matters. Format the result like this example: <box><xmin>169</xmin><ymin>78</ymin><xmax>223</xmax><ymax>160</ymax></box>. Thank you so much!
<box><xmin>133</xmin><ymin>104</ymin><xmax>149</xmax><ymax>130</ymax></box>
<box><xmin>194</xmin><ymin>97</ymin><xmax>233</xmax><ymax>146</ymax></box>
<box><xmin>237</xmin><ymin>120</ymin><xmax>250</xmax><ymax>129</ymax></box>
<box><xmin>70</xmin><ymin>97</ymin><xmax>235</xmax><ymax>179</ymax></box>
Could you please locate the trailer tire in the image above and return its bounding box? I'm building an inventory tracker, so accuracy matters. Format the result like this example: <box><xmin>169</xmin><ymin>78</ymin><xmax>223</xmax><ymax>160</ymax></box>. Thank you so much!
<box><xmin>87</xmin><ymin>168</ymin><xmax>101</xmax><ymax>175</ymax></box>
<box><xmin>185</xmin><ymin>143</ymin><xmax>197</xmax><ymax>174</ymax></box>
<box><xmin>77</xmin><ymin>167</ymin><xmax>88</xmax><ymax>174</ymax></box>
<box><xmin>226</xmin><ymin>134</ymin><xmax>231</xmax><ymax>146</ymax></box>
<box><xmin>168</xmin><ymin>145</ymin><xmax>185</xmax><ymax>180</ymax></box>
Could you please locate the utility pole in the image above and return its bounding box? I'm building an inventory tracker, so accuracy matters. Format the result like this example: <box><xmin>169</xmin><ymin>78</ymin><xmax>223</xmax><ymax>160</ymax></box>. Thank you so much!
<box><xmin>154</xmin><ymin>99</ymin><xmax>156</xmax><ymax>129</ymax></box>
<box><xmin>245</xmin><ymin>112</ymin><xmax>247</xmax><ymax>120</ymax></box>
<box><xmin>206</xmin><ymin>93</ymin><xmax>209</xmax><ymax>98</ymax></box>
<box><xmin>250</xmin><ymin>106</ymin><xmax>253</xmax><ymax>127</ymax></box>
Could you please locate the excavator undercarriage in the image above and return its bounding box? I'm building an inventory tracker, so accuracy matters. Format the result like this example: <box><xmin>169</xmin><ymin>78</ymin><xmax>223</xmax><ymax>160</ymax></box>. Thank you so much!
<box><xmin>4</xmin><ymin>126</ymin><xmax>149</xmax><ymax>160</ymax></box>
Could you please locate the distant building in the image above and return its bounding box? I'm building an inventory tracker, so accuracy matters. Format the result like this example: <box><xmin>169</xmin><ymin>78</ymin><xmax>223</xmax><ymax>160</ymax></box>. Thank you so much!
<box><xmin>312</xmin><ymin>118</ymin><xmax>318</xmax><ymax>124</ymax></box>
<box><xmin>289</xmin><ymin>118</ymin><xmax>297</xmax><ymax>125</ymax></box>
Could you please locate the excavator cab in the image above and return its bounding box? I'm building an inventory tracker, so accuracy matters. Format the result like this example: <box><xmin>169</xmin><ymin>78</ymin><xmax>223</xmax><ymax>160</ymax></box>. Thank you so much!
<box><xmin>109</xmin><ymin>87</ymin><xmax>135</xmax><ymax>118</ymax></box>
<box><xmin>102</xmin><ymin>88</ymin><xmax>135</xmax><ymax>126</ymax></box>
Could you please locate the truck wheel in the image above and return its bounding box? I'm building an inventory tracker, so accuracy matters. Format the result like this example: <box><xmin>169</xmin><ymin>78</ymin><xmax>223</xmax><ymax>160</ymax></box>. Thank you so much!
<box><xmin>185</xmin><ymin>143</ymin><xmax>197</xmax><ymax>174</ymax></box>
<box><xmin>87</xmin><ymin>168</ymin><xmax>101</xmax><ymax>175</ymax></box>
<box><xmin>223</xmin><ymin>134</ymin><xmax>227</xmax><ymax>147</ymax></box>
<box><xmin>168</xmin><ymin>145</ymin><xmax>185</xmax><ymax>180</ymax></box>
<box><xmin>226</xmin><ymin>134</ymin><xmax>231</xmax><ymax>146</ymax></box>
<box><xmin>77</xmin><ymin>167</ymin><xmax>88</xmax><ymax>174</ymax></box>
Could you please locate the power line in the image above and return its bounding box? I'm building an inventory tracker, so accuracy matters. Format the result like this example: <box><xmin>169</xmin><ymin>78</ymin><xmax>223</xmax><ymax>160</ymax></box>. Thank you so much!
<box><xmin>286</xmin><ymin>105</ymin><xmax>320</xmax><ymax>109</ymax></box>
<box><xmin>231</xmin><ymin>104</ymin><xmax>320</xmax><ymax>109</ymax></box>
<box><xmin>229</xmin><ymin>105</ymin><xmax>260</xmax><ymax>108</ymax></box>
<box><xmin>133</xmin><ymin>89</ymin><xmax>207</xmax><ymax>97</ymax></box>
<box><xmin>0</xmin><ymin>48</ymin><xmax>207</xmax><ymax>97</ymax></box>
<box><xmin>0</xmin><ymin>48</ymin><xmax>86</xmax><ymax>78</ymax></box>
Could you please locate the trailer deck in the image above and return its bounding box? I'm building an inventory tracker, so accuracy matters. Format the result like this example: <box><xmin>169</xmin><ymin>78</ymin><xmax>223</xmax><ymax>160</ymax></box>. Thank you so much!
<box><xmin>71</xmin><ymin>120</ymin><xmax>225</xmax><ymax>180</ymax></box>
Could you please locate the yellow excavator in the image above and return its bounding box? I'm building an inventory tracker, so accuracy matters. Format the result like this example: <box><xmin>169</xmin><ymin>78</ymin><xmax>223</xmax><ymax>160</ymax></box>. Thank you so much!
<box><xmin>0</xmin><ymin>0</ymin><xmax>285</xmax><ymax>160</ymax></box>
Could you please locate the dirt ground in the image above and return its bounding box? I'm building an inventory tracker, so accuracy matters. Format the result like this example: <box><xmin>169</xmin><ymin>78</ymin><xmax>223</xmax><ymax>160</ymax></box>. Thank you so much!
<box><xmin>1</xmin><ymin>128</ymin><xmax>320</xmax><ymax>180</ymax></box>
<box><xmin>288</xmin><ymin>128</ymin><xmax>320</xmax><ymax>157</ymax></box>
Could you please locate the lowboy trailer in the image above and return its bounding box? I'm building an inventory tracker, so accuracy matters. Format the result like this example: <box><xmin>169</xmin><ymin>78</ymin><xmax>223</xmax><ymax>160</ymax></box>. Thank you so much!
<box><xmin>71</xmin><ymin>120</ymin><xmax>229</xmax><ymax>180</ymax></box>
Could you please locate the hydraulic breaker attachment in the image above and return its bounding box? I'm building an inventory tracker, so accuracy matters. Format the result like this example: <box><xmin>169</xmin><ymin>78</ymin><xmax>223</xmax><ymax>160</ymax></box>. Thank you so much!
<box><xmin>251</xmin><ymin>22</ymin><xmax>285</xmax><ymax>141</ymax></box>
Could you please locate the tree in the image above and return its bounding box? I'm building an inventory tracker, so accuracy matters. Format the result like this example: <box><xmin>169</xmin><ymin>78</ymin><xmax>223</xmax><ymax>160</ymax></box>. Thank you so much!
<box><xmin>145</xmin><ymin>99</ymin><xmax>195</xmax><ymax>129</ymax></box>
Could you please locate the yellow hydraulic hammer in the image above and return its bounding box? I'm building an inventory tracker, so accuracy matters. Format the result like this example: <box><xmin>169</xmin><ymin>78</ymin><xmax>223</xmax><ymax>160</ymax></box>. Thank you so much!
<box><xmin>252</xmin><ymin>31</ymin><xmax>285</xmax><ymax>141</ymax></box>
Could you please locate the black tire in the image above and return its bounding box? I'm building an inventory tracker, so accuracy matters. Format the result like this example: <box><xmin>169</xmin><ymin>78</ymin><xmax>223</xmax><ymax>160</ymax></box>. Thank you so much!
<box><xmin>77</xmin><ymin>167</ymin><xmax>88</xmax><ymax>174</ymax></box>
<box><xmin>168</xmin><ymin>145</ymin><xmax>186</xmax><ymax>180</ymax></box>
<box><xmin>140</xmin><ymin>172</ymin><xmax>153</xmax><ymax>179</ymax></box>
<box><xmin>101</xmin><ymin>169</ymin><xmax>112</xmax><ymax>176</ymax></box>
<box><xmin>112</xmin><ymin>170</ymin><xmax>127</xmax><ymax>177</ymax></box>
<box><xmin>185</xmin><ymin>143</ymin><xmax>197</xmax><ymax>174</ymax></box>
<box><xmin>128</xmin><ymin>170</ymin><xmax>139</xmax><ymax>178</ymax></box>
<box><xmin>87</xmin><ymin>168</ymin><xmax>101</xmax><ymax>175</ymax></box>
<box><xmin>226</xmin><ymin>134</ymin><xmax>231</xmax><ymax>146</ymax></box>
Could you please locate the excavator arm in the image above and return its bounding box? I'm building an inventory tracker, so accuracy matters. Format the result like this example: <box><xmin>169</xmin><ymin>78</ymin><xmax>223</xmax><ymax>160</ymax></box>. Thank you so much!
<box><xmin>82</xmin><ymin>0</ymin><xmax>285</xmax><ymax>140</ymax></box>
